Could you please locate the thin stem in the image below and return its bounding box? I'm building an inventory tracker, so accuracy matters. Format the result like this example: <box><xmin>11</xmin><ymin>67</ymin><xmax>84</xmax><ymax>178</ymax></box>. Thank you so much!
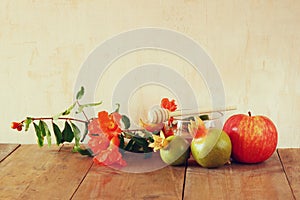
<box><xmin>21</xmin><ymin>117</ymin><xmax>88</xmax><ymax>124</ymax></box>
<box><xmin>122</xmin><ymin>129</ymin><xmax>145</xmax><ymax>132</ymax></box>
<box><xmin>76</xmin><ymin>100</ymin><xmax>89</xmax><ymax>122</ymax></box>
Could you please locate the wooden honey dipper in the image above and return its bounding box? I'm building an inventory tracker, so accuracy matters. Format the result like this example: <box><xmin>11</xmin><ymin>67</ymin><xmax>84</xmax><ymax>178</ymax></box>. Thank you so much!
<box><xmin>147</xmin><ymin>106</ymin><xmax>237</xmax><ymax>123</ymax></box>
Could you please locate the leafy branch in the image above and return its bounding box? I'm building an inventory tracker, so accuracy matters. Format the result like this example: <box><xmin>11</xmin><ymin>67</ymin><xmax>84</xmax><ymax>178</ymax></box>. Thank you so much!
<box><xmin>119</xmin><ymin>130</ymin><xmax>154</xmax><ymax>157</ymax></box>
<box><xmin>12</xmin><ymin>86</ymin><xmax>102</xmax><ymax>154</ymax></box>
<box><xmin>11</xmin><ymin>86</ymin><xmax>156</xmax><ymax>158</ymax></box>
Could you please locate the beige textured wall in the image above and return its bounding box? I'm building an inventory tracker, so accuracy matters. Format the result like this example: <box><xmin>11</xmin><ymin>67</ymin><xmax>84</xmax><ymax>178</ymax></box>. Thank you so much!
<box><xmin>1</xmin><ymin>1</ymin><xmax>299</xmax><ymax>147</ymax></box>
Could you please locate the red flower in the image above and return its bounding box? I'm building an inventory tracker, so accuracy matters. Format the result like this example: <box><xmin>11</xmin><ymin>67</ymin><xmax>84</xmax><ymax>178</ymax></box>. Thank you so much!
<box><xmin>11</xmin><ymin>122</ymin><xmax>23</xmax><ymax>131</ymax></box>
<box><xmin>162</xmin><ymin>123</ymin><xmax>177</xmax><ymax>138</ymax></box>
<box><xmin>161</xmin><ymin>98</ymin><xmax>177</xmax><ymax>112</ymax></box>
<box><xmin>88</xmin><ymin>132</ymin><xmax>110</xmax><ymax>155</ymax></box>
<box><xmin>168</xmin><ymin>116</ymin><xmax>174</xmax><ymax>126</ymax></box>
<box><xmin>98</xmin><ymin>111</ymin><xmax>122</xmax><ymax>140</ymax></box>
<box><xmin>88</xmin><ymin>118</ymin><xmax>102</xmax><ymax>135</ymax></box>
<box><xmin>93</xmin><ymin>144</ymin><xmax>126</xmax><ymax>167</ymax></box>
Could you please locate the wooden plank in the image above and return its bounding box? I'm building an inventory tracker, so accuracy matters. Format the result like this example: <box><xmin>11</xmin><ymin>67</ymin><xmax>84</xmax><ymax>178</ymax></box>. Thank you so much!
<box><xmin>0</xmin><ymin>144</ymin><xmax>20</xmax><ymax>162</ymax></box>
<box><xmin>72</xmin><ymin>152</ymin><xmax>186</xmax><ymax>200</ymax></box>
<box><xmin>184</xmin><ymin>152</ymin><xmax>295</xmax><ymax>200</ymax></box>
<box><xmin>278</xmin><ymin>148</ymin><xmax>299</xmax><ymax>199</ymax></box>
<box><xmin>0</xmin><ymin>144</ymin><xmax>93</xmax><ymax>200</ymax></box>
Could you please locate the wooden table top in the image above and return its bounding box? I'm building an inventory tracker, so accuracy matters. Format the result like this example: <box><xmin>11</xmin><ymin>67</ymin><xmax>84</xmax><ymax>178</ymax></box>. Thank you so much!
<box><xmin>0</xmin><ymin>144</ymin><xmax>299</xmax><ymax>200</ymax></box>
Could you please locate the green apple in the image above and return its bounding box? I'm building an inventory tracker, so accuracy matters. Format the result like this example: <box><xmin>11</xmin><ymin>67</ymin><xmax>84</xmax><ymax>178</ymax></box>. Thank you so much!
<box><xmin>160</xmin><ymin>135</ymin><xmax>190</xmax><ymax>166</ymax></box>
<box><xmin>191</xmin><ymin>129</ymin><xmax>232</xmax><ymax>168</ymax></box>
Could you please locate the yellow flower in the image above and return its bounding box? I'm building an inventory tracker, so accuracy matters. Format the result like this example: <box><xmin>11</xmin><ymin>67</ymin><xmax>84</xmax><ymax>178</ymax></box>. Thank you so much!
<box><xmin>148</xmin><ymin>131</ymin><xmax>169</xmax><ymax>152</ymax></box>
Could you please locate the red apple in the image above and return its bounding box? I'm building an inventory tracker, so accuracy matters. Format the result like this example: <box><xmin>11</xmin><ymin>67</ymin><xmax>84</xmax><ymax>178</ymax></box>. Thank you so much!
<box><xmin>223</xmin><ymin>112</ymin><xmax>278</xmax><ymax>163</ymax></box>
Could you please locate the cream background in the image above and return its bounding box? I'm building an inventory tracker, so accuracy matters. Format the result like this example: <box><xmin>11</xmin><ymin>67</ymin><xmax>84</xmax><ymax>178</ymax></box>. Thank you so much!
<box><xmin>1</xmin><ymin>0</ymin><xmax>299</xmax><ymax>147</ymax></box>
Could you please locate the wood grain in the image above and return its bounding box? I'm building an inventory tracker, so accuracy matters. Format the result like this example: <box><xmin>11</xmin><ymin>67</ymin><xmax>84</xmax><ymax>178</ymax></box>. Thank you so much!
<box><xmin>278</xmin><ymin>148</ymin><xmax>299</xmax><ymax>199</ymax></box>
<box><xmin>0</xmin><ymin>144</ymin><xmax>93</xmax><ymax>200</ymax></box>
<box><xmin>0</xmin><ymin>145</ymin><xmax>298</xmax><ymax>199</ymax></box>
<box><xmin>72</xmin><ymin>152</ymin><xmax>186</xmax><ymax>200</ymax></box>
<box><xmin>183</xmin><ymin>152</ymin><xmax>295</xmax><ymax>200</ymax></box>
<box><xmin>0</xmin><ymin>144</ymin><xmax>20</xmax><ymax>162</ymax></box>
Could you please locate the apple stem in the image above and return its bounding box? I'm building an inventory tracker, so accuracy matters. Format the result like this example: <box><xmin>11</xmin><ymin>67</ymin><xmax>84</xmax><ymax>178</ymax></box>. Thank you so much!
<box><xmin>248</xmin><ymin>111</ymin><xmax>251</xmax><ymax>117</ymax></box>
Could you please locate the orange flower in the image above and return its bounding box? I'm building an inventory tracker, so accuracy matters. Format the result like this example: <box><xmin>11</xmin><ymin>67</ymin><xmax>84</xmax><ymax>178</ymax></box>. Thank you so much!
<box><xmin>11</xmin><ymin>122</ymin><xmax>23</xmax><ymax>131</ymax></box>
<box><xmin>98</xmin><ymin>111</ymin><xmax>122</xmax><ymax>140</ymax></box>
<box><xmin>110</xmin><ymin>136</ymin><xmax>120</xmax><ymax>146</ymax></box>
<box><xmin>161</xmin><ymin>98</ymin><xmax>177</xmax><ymax>112</ymax></box>
<box><xmin>110</xmin><ymin>112</ymin><xmax>122</xmax><ymax>127</ymax></box>
<box><xmin>87</xmin><ymin>111</ymin><xmax>126</xmax><ymax>167</ymax></box>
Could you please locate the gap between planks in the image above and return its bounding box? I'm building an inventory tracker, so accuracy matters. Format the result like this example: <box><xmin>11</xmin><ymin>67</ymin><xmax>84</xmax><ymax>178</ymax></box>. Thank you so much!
<box><xmin>277</xmin><ymin>149</ymin><xmax>297</xmax><ymax>200</ymax></box>
<box><xmin>0</xmin><ymin>144</ymin><xmax>21</xmax><ymax>162</ymax></box>
<box><xmin>59</xmin><ymin>144</ymin><xmax>95</xmax><ymax>200</ymax></box>
<box><xmin>181</xmin><ymin>160</ymin><xmax>188</xmax><ymax>200</ymax></box>
<box><xmin>70</xmin><ymin>162</ymin><xmax>94</xmax><ymax>200</ymax></box>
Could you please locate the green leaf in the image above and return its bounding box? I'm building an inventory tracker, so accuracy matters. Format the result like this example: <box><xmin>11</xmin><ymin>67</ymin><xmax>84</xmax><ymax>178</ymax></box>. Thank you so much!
<box><xmin>80</xmin><ymin>123</ymin><xmax>89</xmax><ymax>142</ymax></box>
<box><xmin>45</xmin><ymin>124</ymin><xmax>52</xmax><ymax>147</ymax></box>
<box><xmin>38</xmin><ymin>121</ymin><xmax>46</xmax><ymax>137</ymax></box>
<box><xmin>132</xmin><ymin>142</ymin><xmax>141</xmax><ymax>152</ymax></box>
<box><xmin>39</xmin><ymin>121</ymin><xmax>51</xmax><ymax>147</ymax></box>
<box><xmin>118</xmin><ymin>135</ymin><xmax>125</xmax><ymax>155</ymax></box>
<box><xmin>185</xmin><ymin>114</ymin><xmax>209</xmax><ymax>121</ymax></box>
<box><xmin>142</xmin><ymin>130</ymin><xmax>154</xmax><ymax>142</ymax></box>
<box><xmin>77</xmin><ymin>148</ymin><xmax>93</xmax><ymax>156</ymax></box>
<box><xmin>70</xmin><ymin>122</ymin><xmax>81</xmax><ymax>148</ymax></box>
<box><xmin>62</xmin><ymin>102</ymin><xmax>76</xmax><ymax>116</ymax></box>
<box><xmin>76</xmin><ymin>101</ymin><xmax>102</xmax><ymax>114</ymax></box>
<box><xmin>53</xmin><ymin>102</ymin><xmax>76</xmax><ymax>120</ymax></box>
<box><xmin>132</xmin><ymin>137</ymin><xmax>148</xmax><ymax>147</ymax></box>
<box><xmin>62</xmin><ymin>121</ymin><xmax>74</xmax><ymax>143</ymax></box>
<box><xmin>124</xmin><ymin>139</ymin><xmax>134</xmax><ymax>151</ymax></box>
<box><xmin>52</xmin><ymin>122</ymin><xmax>63</xmax><ymax>145</ymax></box>
<box><xmin>33</xmin><ymin>122</ymin><xmax>44</xmax><ymax>147</ymax></box>
<box><xmin>199</xmin><ymin>114</ymin><xmax>209</xmax><ymax>121</ymax></box>
<box><xmin>119</xmin><ymin>134</ymin><xmax>125</xmax><ymax>150</ymax></box>
<box><xmin>52</xmin><ymin>113</ymin><xmax>61</xmax><ymax>121</ymax></box>
<box><xmin>76</xmin><ymin>86</ymin><xmax>85</xmax><ymax>100</ymax></box>
<box><xmin>132</xmin><ymin>137</ymin><xmax>149</xmax><ymax>153</ymax></box>
<box><xmin>72</xmin><ymin>145</ymin><xmax>81</xmax><ymax>153</ymax></box>
<box><xmin>24</xmin><ymin>117</ymin><xmax>32</xmax><ymax>131</ymax></box>
<box><xmin>148</xmin><ymin>137</ymin><xmax>154</xmax><ymax>143</ymax></box>
<box><xmin>121</xmin><ymin>115</ymin><xmax>130</xmax><ymax>129</ymax></box>
<box><xmin>114</xmin><ymin>103</ymin><xmax>120</xmax><ymax>113</ymax></box>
